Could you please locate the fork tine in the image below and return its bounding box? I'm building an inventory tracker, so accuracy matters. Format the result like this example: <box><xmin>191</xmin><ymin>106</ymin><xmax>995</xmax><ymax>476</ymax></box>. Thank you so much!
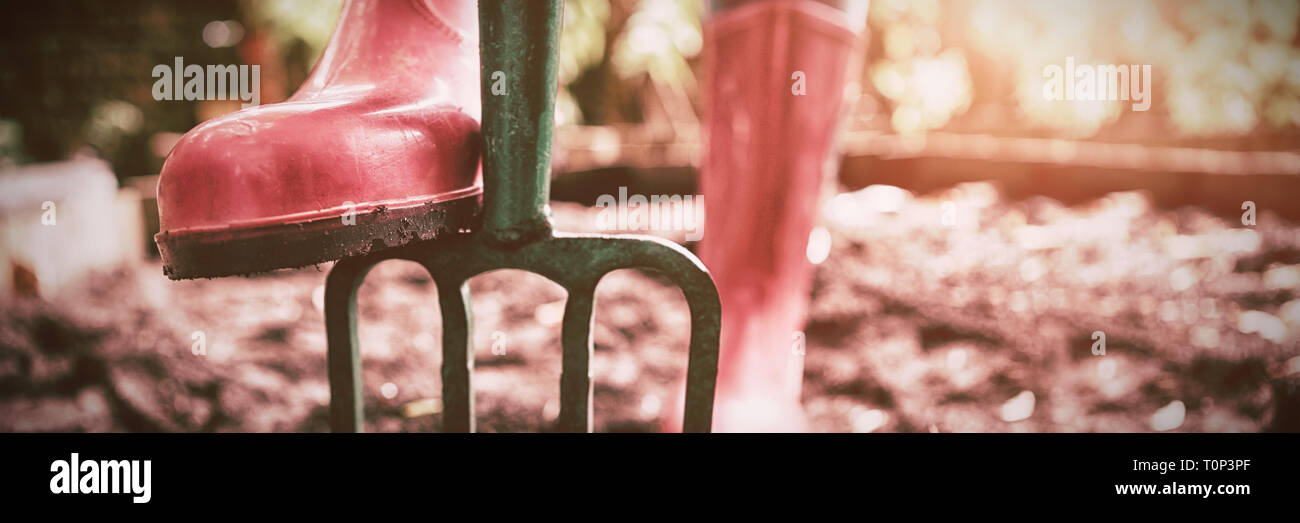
<box><xmin>436</xmin><ymin>277</ymin><xmax>475</xmax><ymax>432</ymax></box>
<box><xmin>325</xmin><ymin>256</ymin><xmax>372</xmax><ymax>433</ymax></box>
<box><xmin>558</xmin><ymin>284</ymin><xmax>596</xmax><ymax>432</ymax></box>
<box><xmin>681</xmin><ymin>289</ymin><xmax>721</xmax><ymax>433</ymax></box>
<box><xmin>589</xmin><ymin>235</ymin><xmax>720</xmax><ymax>432</ymax></box>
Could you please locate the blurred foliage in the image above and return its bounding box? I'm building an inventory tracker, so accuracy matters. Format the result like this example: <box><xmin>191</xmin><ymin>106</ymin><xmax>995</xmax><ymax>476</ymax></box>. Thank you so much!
<box><xmin>0</xmin><ymin>0</ymin><xmax>242</xmax><ymax>177</ymax></box>
<box><xmin>561</xmin><ymin>0</ymin><xmax>702</xmax><ymax>126</ymax></box>
<box><xmin>960</xmin><ymin>0</ymin><xmax>1300</xmax><ymax>137</ymax></box>
<box><xmin>557</xmin><ymin>0</ymin><xmax>614</xmax><ymax>125</ymax></box>
<box><xmin>243</xmin><ymin>0</ymin><xmax>344</xmax><ymax>68</ymax></box>
<box><xmin>0</xmin><ymin>120</ymin><xmax>22</xmax><ymax>169</ymax></box>
<box><xmin>1162</xmin><ymin>0</ymin><xmax>1300</xmax><ymax>134</ymax></box>
<box><xmin>611</xmin><ymin>0</ymin><xmax>702</xmax><ymax>85</ymax></box>
<box><xmin>4</xmin><ymin>0</ymin><xmax>1298</xmax><ymax>179</ymax></box>
<box><xmin>224</xmin><ymin>0</ymin><xmax>701</xmax><ymax>127</ymax></box>
<box><xmin>868</xmin><ymin>0</ymin><xmax>973</xmax><ymax>134</ymax></box>
<box><xmin>864</xmin><ymin>0</ymin><xmax>1300</xmax><ymax>138</ymax></box>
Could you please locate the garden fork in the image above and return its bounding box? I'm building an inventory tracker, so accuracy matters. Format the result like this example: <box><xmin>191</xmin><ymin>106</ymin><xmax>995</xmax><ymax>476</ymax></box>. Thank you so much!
<box><xmin>324</xmin><ymin>0</ymin><xmax>721</xmax><ymax>433</ymax></box>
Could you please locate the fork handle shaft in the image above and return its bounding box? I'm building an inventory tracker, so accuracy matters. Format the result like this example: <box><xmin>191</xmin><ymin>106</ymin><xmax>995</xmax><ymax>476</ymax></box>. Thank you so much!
<box><xmin>478</xmin><ymin>0</ymin><xmax>563</xmax><ymax>245</ymax></box>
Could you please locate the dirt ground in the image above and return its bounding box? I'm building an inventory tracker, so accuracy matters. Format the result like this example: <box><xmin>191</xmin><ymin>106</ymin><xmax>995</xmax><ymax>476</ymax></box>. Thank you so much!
<box><xmin>2</xmin><ymin>184</ymin><xmax>1298</xmax><ymax>432</ymax></box>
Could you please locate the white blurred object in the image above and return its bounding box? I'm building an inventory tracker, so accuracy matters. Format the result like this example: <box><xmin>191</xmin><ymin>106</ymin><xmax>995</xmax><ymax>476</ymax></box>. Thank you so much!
<box><xmin>824</xmin><ymin>185</ymin><xmax>918</xmax><ymax>229</ymax></box>
<box><xmin>1151</xmin><ymin>400</ymin><xmax>1186</xmax><ymax>431</ymax></box>
<box><xmin>202</xmin><ymin>20</ymin><xmax>245</xmax><ymax>48</ymax></box>
<box><xmin>859</xmin><ymin>184</ymin><xmax>910</xmax><ymax>214</ymax></box>
<box><xmin>1190</xmin><ymin>326</ymin><xmax>1221</xmax><ymax>349</ymax></box>
<box><xmin>534</xmin><ymin>300</ymin><xmax>566</xmax><ymax>326</ymax></box>
<box><xmin>1097</xmin><ymin>358</ymin><xmax>1118</xmax><ymax>380</ymax></box>
<box><xmin>806</xmin><ymin>226</ymin><xmax>832</xmax><ymax>265</ymax></box>
<box><xmin>0</xmin><ymin>158</ymin><xmax>141</xmax><ymax>297</ymax></box>
<box><xmin>849</xmin><ymin>406</ymin><xmax>888</xmax><ymax>433</ymax></box>
<box><xmin>1219</xmin><ymin>229</ymin><xmax>1261</xmax><ymax>254</ymax></box>
<box><xmin>1284</xmin><ymin>355</ymin><xmax>1300</xmax><ymax>376</ymax></box>
<box><xmin>639</xmin><ymin>394</ymin><xmax>662</xmax><ymax>418</ymax></box>
<box><xmin>1263</xmin><ymin>265</ymin><xmax>1300</xmax><ymax>290</ymax></box>
<box><xmin>1018</xmin><ymin>257</ymin><xmax>1045</xmax><ymax>283</ymax></box>
<box><xmin>1238</xmin><ymin>310</ymin><xmax>1288</xmax><ymax>343</ymax></box>
<box><xmin>1000</xmin><ymin>390</ymin><xmax>1035</xmax><ymax>423</ymax></box>
<box><xmin>1280</xmin><ymin>300</ymin><xmax>1300</xmax><ymax>333</ymax></box>
<box><xmin>946</xmin><ymin>348</ymin><xmax>968</xmax><ymax>371</ymax></box>
<box><xmin>1168</xmin><ymin>266</ymin><xmax>1199</xmax><ymax>292</ymax></box>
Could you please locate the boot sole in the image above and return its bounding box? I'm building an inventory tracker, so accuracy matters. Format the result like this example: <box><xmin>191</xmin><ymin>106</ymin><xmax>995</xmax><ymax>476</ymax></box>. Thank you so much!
<box><xmin>156</xmin><ymin>194</ymin><xmax>480</xmax><ymax>280</ymax></box>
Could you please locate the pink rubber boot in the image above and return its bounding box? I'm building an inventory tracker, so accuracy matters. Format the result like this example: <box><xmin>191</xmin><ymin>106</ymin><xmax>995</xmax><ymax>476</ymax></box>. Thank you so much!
<box><xmin>669</xmin><ymin>0</ymin><xmax>862</xmax><ymax>432</ymax></box>
<box><xmin>155</xmin><ymin>0</ymin><xmax>482</xmax><ymax>279</ymax></box>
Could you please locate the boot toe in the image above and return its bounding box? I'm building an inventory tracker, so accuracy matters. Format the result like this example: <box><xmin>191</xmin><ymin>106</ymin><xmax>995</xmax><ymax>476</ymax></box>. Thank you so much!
<box><xmin>158</xmin><ymin>100</ymin><xmax>480</xmax><ymax>233</ymax></box>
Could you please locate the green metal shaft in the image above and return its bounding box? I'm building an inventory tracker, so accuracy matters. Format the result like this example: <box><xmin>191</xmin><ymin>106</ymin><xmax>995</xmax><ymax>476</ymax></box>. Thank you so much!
<box><xmin>478</xmin><ymin>0</ymin><xmax>563</xmax><ymax>245</ymax></box>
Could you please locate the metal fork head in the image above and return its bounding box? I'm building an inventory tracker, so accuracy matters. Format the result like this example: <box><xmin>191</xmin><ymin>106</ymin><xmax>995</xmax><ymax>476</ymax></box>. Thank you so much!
<box><xmin>324</xmin><ymin>231</ymin><xmax>720</xmax><ymax>433</ymax></box>
<box><xmin>323</xmin><ymin>0</ymin><xmax>721</xmax><ymax>432</ymax></box>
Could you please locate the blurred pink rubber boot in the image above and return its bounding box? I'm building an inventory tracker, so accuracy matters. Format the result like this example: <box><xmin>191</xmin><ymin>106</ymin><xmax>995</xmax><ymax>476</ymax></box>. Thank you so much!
<box><xmin>666</xmin><ymin>0</ymin><xmax>862</xmax><ymax>432</ymax></box>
